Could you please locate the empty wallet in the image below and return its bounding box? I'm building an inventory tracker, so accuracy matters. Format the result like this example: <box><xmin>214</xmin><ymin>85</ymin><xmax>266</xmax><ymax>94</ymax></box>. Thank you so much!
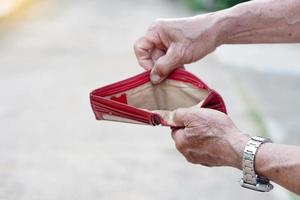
<box><xmin>90</xmin><ymin>68</ymin><xmax>227</xmax><ymax>127</ymax></box>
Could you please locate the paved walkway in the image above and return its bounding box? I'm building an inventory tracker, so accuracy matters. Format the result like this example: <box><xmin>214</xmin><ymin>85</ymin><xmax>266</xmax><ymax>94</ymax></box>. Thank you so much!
<box><xmin>0</xmin><ymin>0</ymin><xmax>298</xmax><ymax>199</ymax></box>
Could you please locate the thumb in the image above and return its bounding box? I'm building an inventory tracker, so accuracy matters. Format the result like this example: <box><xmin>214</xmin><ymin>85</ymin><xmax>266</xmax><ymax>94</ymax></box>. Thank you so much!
<box><xmin>171</xmin><ymin>101</ymin><xmax>205</xmax><ymax>127</ymax></box>
<box><xmin>150</xmin><ymin>44</ymin><xmax>181</xmax><ymax>84</ymax></box>
<box><xmin>171</xmin><ymin>107</ymin><xmax>193</xmax><ymax>127</ymax></box>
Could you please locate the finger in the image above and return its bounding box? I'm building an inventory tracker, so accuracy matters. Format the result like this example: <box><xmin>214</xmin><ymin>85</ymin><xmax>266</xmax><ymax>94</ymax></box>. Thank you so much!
<box><xmin>196</xmin><ymin>99</ymin><xmax>206</xmax><ymax>108</ymax></box>
<box><xmin>134</xmin><ymin>37</ymin><xmax>155</xmax><ymax>70</ymax></box>
<box><xmin>151</xmin><ymin>48</ymin><xmax>165</xmax><ymax>62</ymax></box>
<box><xmin>178</xmin><ymin>65</ymin><xmax>185</xmax><ymax>70</ymax></box>
<box><xmin>171</xmin><ymin>128</ymin><xmax>188</xmax><ymax>154</ymax></box>
<box><xmin>150</xmin><ymin>43</ymin><xmax>182</xmax><ymax>84</ymax></box>
<box><xmin>171</xmin><ymin>107</ymin><xmax>193</xmax><ymax>127</ymax></box>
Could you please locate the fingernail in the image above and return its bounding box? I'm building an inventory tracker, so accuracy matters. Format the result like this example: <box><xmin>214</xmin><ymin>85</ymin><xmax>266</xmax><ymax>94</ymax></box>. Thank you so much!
<box><xmin>150</xmin><ymin>74</ymin><xmax>161</xmax><ymax>84</ymax></box>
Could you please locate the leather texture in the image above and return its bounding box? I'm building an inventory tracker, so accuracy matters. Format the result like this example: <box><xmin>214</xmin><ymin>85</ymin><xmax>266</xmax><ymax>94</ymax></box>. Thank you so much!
<box><xmin>90</xmin><ymin>69</ymin><xmax>227</xmax><ymax>127</ymax></box>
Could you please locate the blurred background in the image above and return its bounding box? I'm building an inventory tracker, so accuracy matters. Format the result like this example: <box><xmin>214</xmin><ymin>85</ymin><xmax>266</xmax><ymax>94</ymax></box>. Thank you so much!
<box><xmin>0</xmin><ymin>0</ymin><xmax>299</xmax><ymax>199</ymax></box>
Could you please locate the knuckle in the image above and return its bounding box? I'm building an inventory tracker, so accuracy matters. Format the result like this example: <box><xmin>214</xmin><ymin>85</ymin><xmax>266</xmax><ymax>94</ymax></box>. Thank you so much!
<box><xmin>201</xmin><ymin>163</ymin><xmax>211</xmax><ymax>167</ymax></box>
<box><xmin>133</xmin><ymin>38</ymin><xmax>144</xmax><ymax>51</ymax></box>
<box><xmin>148</xmin><ymin>22</ymin><xmax>158</xmax><ymax>31</ymax></box>
<box><xmin>174</xmin><ymin>108</ymin><xmax>194</xmax><ymax>121</ymax></box>
<box><xmin>185</xmin><ymin>150</ymin><xmax>197</xmax><ymax>164</ymax></box>
<box><xmin>154</xmin><ymin>65</ymin><xmax>169</xmax><ymax>77</ymax></box>
<box><xmin>172</xmin><ymin>50</ymin><xmax>182</xmax><ymax>61</ymax></box>
<box><xmin>137</xmin><ymin>60</ymin><xmax>145</xmax><ymax>68</ymax></box>
<box><xmin>148</xmin><ymin>18</ymin><xmax>165</xmax><ymax>31</ymax></box>
<box><xmin>173</xmin><ymin>108</ymin><xmax>185</xmax><ymax>119</ymax></box>
<box><xmin>153</xmin><ymin>18</ymin><xmax>164</xmax><ymax>26</ymax></box>
<box><xmin>175</xmin><ymin>140</ymin><xmax>186</xmax><ymax>152</ymax></box>
<box><xmin>174</xmin><ymin>44</ymin><xmax>190</xmax><ymax>62</ymax></box>
<box><xmin>133</xmin><ymin>39</ymin><xmax>139</xmax><ymax>49</ymax></box>
<box><xmin>190</xmin><ymin>113</ymin><xmax>200</xmax><ymax>123</ymax></box>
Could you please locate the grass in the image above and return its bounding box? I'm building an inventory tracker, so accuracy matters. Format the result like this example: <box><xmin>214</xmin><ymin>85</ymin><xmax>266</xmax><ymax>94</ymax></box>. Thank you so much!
<box><xmin>182</xmin><ymin>0</ymin><xmax>249</xmax><ymax>11</ymax></box>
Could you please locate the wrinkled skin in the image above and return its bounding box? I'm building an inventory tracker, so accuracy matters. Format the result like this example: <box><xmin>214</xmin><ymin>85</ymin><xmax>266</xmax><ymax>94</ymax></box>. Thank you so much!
<box><xmin>170</xmin><ymin>107</ymin><xmax>249</xmax><ymax>169</ymax></box>
<box><xmin>134</xmin><ymin>0</ymin><xmax>300</xmax><ymax>195</ymax></box>
<box><xmin>134</xmin><ymin>16</ymin><xmax>220</xmax><ymax>84</ymax></box>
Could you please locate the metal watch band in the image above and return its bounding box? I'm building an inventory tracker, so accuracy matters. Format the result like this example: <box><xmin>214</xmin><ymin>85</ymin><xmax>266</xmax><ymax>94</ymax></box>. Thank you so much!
<box><xmin>240</xmin><ymin>136</ymin><xmax>274</xmax><ymax>192</ymax></box>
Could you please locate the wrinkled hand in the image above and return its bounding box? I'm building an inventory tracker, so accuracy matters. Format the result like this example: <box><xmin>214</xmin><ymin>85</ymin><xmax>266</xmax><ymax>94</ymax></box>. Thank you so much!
<box><xmin>134</xmin><ymin>15</ymin><xmax>222</xmax><ymax>84</ymax></box>
<box><xmin>171</xmin><ymin>107</ymin><xmax>250</xmax><ymax>169</ymax></box>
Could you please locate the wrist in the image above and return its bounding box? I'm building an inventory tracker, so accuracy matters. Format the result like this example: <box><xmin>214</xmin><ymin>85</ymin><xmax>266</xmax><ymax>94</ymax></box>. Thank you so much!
<box><xmin>195</xmin><ymin>8</ymin><xmax>241</xmax><ymax>47</ymax></box>
<box><xmin>210</xmin><ymin>7</ymin><xmax>242</xmax><ymax>45</ymax></box>
<box><xmin>209</xmin><ymin>1</ymin><xmax>263</xmax><ymax>45</ymax></box>
<box><xmin>225</xmin><ymin>131</ymin><xmax>250</xmax><ymax>169</ymax></box>
<box><xmin>191</xmin><ymin>11</ymin><xmax>233</xmax><ymax>48</ymax></box>
<box><xmin>240</xmin><ymin>136</ymin><xmax>274</xmax><ymax>192</ymax></box>
<box><xmin>233</xmin><ymin>134</ymin><xmax>251</xmax><ymax>170</ymax></box>
<box><xmin>254</xmin><ymin>142</ymin><xmax>273</xmax><ymax>177</ymax></box>
<box><xmin>208</xmin><ymin>1</ymin><xmax>284</xmax><ymax>45</ymax></box>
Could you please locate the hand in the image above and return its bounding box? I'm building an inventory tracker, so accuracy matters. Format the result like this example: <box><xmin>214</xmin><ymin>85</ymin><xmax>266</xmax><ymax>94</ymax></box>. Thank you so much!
<box><xmin>134</xmin><ymin>15</ymin><xmax>222</xmax><ymax>84</ymax></box>
<box><xmin>170</xmin><ymin>107</ymin><xmax>250</xmax><ymax>169</ymax></box>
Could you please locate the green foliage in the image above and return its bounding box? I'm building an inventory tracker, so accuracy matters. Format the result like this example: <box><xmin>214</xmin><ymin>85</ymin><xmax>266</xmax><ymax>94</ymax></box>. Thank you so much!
<box><xmin>184</xmin><ymin>0</ymin><xmax>249</xmax><ymax>11</ymax></box>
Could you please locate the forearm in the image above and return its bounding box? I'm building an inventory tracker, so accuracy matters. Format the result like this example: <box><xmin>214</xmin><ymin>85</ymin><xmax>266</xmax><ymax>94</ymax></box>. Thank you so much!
<box><xmin>255</xmin><ymin>143</ymin><xmax>300</xmax><ymax>195</ymax></box>
<box><xmin>214</xmin><ymin>0</ymin><xmax>300</xmax><ymax>44</ymax></box>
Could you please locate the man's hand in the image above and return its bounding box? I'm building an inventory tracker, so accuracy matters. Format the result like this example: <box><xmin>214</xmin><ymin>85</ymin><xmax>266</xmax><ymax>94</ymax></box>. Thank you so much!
<box><xmin>134</xmin><ymin>0</ymin><xmax>300</xmax><ymax>84</ymax></box>
<box><xmin>171</xmin><ymin>106</ymin><xmax>300</xmax><ymax>195</ymax></box>
<box><xmin>134</xmin><ymin>16</ymin><xmax>222</xmax><ymax>84</ymax></box>
<box><xmin>171</xmin><ymin>107</ymin><xmax>250</xmax><ymax>169</ymax></box>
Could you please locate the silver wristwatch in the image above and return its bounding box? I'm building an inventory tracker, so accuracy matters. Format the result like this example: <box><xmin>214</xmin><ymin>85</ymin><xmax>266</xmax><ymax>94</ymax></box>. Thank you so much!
<box><xmin>240</xmin><ymin>136</ymin><xmax>274</xmax><ymax>192</ymax></box>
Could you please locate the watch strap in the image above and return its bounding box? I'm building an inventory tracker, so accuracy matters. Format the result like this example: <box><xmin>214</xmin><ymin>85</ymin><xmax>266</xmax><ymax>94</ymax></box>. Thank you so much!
<box><xmin>240</xmin><ymin>136</ymin><xmax>273</xmax><ymax>192</ymax></box>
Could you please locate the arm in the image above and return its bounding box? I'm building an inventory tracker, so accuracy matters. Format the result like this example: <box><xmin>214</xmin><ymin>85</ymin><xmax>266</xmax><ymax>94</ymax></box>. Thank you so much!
<box><xmin>218</xmin><ymin>0</ymin><xmax>300</xmax><ymax>44</ymax></box>
<box><xmin>256</xmin><ymin>143</ymin><xmax>300</xmax><ymax>194</ymax></box>
<box><xmin>168</xmin><ymin>107</ymin><xmax>300</xmax><ymax>195</ymax></box>
<box><xmin>134</xmin><ymin>0</ymin><xmax>300</xmax><ymax>84</ymax></box>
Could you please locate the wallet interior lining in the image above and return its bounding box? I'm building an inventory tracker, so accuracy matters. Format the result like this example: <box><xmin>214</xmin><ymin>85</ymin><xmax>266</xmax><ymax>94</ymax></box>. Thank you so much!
<box><xmin>106</xmin><ymin>79</ymin><xmax>209</xmax><ymax>111</ymax></box>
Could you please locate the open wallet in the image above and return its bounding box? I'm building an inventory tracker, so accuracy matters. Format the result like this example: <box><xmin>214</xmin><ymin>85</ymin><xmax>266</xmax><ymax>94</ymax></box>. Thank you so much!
<box><xmin>90</xmin><ymin>69</ymin><xmax>227</xmax><ymax>127</ymax></box>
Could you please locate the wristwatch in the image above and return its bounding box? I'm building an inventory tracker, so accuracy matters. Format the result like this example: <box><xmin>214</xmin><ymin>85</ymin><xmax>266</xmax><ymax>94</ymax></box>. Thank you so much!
<box><xmin>240</xmin><ymin>136</ymin><xmax>274</xmax><ymax>192</ymax></box>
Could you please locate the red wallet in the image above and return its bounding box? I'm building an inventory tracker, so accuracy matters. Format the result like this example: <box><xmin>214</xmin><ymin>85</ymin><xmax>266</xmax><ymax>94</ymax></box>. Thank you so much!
<box><xmin>90</xmin><ymin>69</ymin><xmax>226</xmax><ymax>127</ymax></box>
